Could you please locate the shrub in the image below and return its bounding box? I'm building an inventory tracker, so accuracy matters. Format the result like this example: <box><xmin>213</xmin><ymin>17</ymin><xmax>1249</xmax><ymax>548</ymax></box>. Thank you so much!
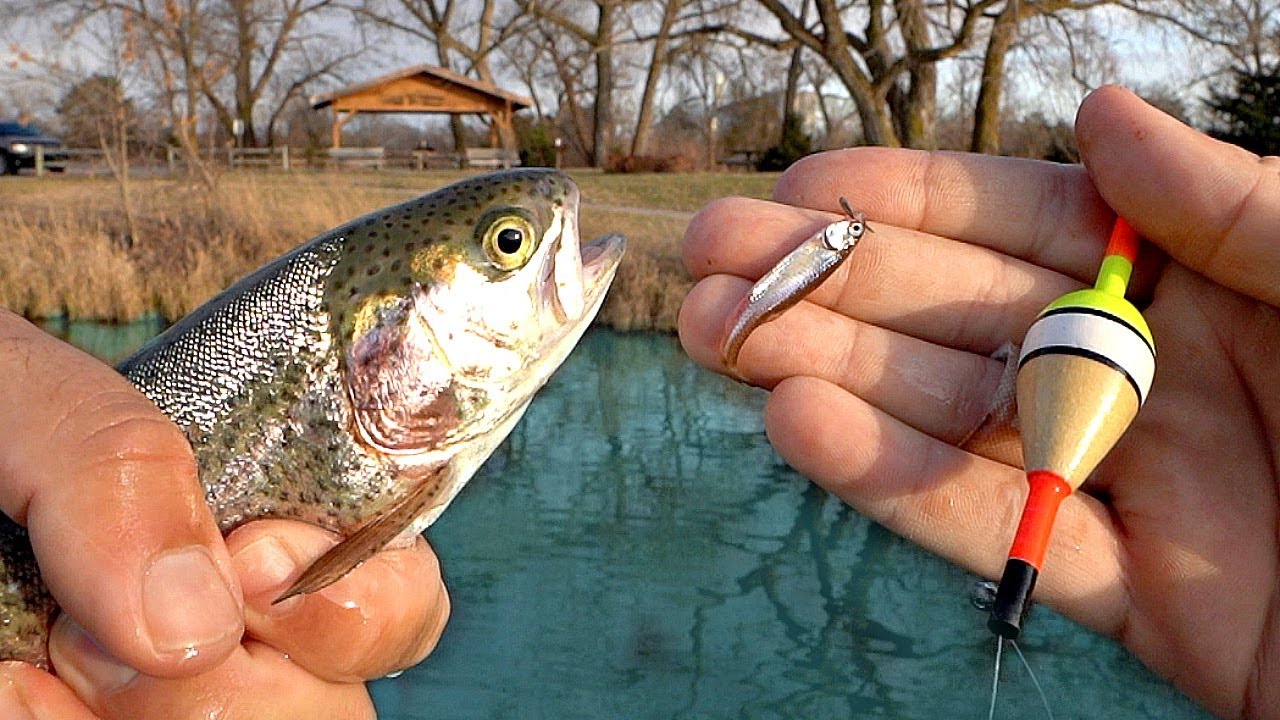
<box><xmin>1205</xmin><ymin>64</ymin><xmax>1280</xmax><ymax>156</ymax></box>
<box><xmin>518</xmin><ymin>122</ymin><xmax>558</xmax><ymax>168</ymax></box>
<box><xmin>755</xmin><ymin>113</ymin><xmax>813</xmax><ymax>171</ymax></box>
<box><xmin>603</xmin><ymin>153</ymin><xmax>693</xmax><ymax>173</ymax></box>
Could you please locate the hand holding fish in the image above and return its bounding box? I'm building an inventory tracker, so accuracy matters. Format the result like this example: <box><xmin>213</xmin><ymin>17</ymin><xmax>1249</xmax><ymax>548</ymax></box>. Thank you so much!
<box><xmin>680</xmin><ymin>86</ymin><xmax>1280</xmax><ymax>720</ymax></box>
<box><xmin>0</xmin><ymin>310</ymin><xmax>449</xmax><ymax>719</ymax></box>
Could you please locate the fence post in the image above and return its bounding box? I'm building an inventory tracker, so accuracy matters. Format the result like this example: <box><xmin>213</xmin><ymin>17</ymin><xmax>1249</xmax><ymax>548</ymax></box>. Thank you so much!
<box><xmin>35</xmin><ymin>145</ymin><xmax>44</xmax><ymax>176</ymax></box>
<box><xmin>167</xmin><ymin>147</ymin><xmax>176</xmax><ymax>172</ymax></box>
<box><xmin>281</xmin><ymin>145</ymin><xmax>290</xmax><ymax>172</ymax></box>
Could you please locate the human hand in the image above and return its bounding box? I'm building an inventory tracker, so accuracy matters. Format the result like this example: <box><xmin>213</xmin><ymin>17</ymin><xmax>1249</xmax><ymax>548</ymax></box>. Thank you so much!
<box><xmin>679</xmin><ymin>85</ymin><xmax>1280</xmax><ymax>720</ymax></box>
<box><xmin>0</xmin><ymin>310</ymin><xmax>450</xmax><ymax>719</ymax></box>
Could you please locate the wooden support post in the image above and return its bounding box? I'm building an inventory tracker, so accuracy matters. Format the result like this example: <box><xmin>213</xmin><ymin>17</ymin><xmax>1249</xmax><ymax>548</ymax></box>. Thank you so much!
<box><xmin>332</xmin><ymin>109</ymin><xmax>358</xmax><ymax>149</ymax></box>
<box><xmin>494</xmin><ymin>106</ymin><xmax>517</xmax><ymax>151</ymax></box>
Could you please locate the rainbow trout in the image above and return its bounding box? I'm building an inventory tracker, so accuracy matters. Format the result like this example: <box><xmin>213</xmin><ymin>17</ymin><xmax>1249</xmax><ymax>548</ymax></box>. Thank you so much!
<box><xmin>0</xmin><ymin>168</ymin><xmax>625</xmax><ymax>668</ymax></box>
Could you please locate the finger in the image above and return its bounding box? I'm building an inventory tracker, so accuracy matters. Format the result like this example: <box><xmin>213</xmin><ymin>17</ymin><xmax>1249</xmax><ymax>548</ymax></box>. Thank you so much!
<box><xmin>680</xmin><ymin>274</ymin><xmax>1022</xmax><ymax>464</ymax></box>
<box><xmin>227</xmin><ymin>520</ymin><xmax>450</xmax><ymax>683</ymax></box>
<box><xmin>771</xmin><ymin>146</ymin><xmax>1119</xmax><ymax>279</ymax></box>
<box><xmin>1076</xmin><ymin>84</ymin><xmax>1280</xmax><ymax>306</ymax></box>
<box><xmin>0</xmin><ymin>662</ymin><xmax>100</xmax><ymax>720</ymax></box>
<box><xmin>48</xmin><ymin>616</ymin><xmax>374</xmax><ymax>720</ymax></box>
<box><xmin>0</xmin><ymin>312</ymin><xmax>242</xmax><ymax>677</ymax></box>
<box><xmin>763</xmin><ymin>375</ymin><xmax>1126</xmax><ymax>636</ymax></box>
<box><xmin>682</xmin><ymin>199</ymin><xmax>1082</xmax><ymax>354</ymax></box>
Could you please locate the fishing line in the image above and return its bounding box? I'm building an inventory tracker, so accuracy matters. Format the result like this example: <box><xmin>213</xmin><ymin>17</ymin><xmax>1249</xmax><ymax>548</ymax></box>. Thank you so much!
<box><xmin>1011</xmin><ymin>639</ymin><xmax>1054</xmax><ymax>720</ymax></box>
<box><xmin>987</xmin><ymin>636</ymin><xmax>1003</xmax><ymax>720</ymax></box>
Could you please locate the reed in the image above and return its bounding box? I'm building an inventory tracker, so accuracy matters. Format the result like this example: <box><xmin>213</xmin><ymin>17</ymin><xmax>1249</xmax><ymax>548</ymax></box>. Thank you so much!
<box><xmin>0</xmin><ymin>171</ymin><xmax>772</xmax><ymax>332</ymax></box>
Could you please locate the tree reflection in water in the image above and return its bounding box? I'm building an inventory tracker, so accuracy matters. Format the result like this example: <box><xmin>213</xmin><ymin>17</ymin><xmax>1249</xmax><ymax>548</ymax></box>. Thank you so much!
<box><xmin>368</xmin><ymin>330</ymin><xmax>1212</xmax><ymax>720</ymax></box>
<box><xmin>52</xmin><ymin>322</ymin><xmax>1207</xmax><ymax>720</ymax></box>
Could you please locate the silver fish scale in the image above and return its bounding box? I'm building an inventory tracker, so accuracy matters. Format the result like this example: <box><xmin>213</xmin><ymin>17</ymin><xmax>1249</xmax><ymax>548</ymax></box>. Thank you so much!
<box><xmin>118</xmin><ymin>235</ymin><xmax>344</xmax><ymax>434</ymax></box>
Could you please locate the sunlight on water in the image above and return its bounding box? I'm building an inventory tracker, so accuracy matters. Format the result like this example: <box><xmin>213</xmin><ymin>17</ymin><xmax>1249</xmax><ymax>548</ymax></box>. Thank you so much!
<box><xmin>60</xmin><ymin>325</ymin><xmax>1211</xmax><ymax>720</ymax></box>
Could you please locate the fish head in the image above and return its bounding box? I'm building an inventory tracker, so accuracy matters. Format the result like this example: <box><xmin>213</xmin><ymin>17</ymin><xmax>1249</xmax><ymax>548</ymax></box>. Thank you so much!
<box><xmin>265</xmin><ymin>169</ymin><xmax>624</xmax><ymax>602</ymax></box>
<box><xmin>819</xmin><ymin>218</ymin><xmax>866</xmax><ymax>252</ymax></box>
<box><xmin>327</xmin><ymin>169</ymin><xmax>625</xmax><ymax>457</ymax></box>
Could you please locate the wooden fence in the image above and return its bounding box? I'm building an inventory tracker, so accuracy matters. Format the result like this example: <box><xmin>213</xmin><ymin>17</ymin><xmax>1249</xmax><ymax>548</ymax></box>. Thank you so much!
<box><xmin>36</xmin><ymin>146</ymin><xmax>524</xmax><ymax>175</ymax></box>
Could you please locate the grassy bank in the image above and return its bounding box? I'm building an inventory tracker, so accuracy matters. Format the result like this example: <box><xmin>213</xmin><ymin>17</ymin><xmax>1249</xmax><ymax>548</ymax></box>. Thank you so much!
<box><xmin>0</xmin><ymin>170</ymin><xmax>777</xmax><ymax>332</ymax></box>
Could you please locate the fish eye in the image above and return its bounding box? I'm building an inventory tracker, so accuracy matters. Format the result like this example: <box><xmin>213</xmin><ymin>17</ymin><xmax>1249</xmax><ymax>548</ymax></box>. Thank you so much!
<box><xmin>482</xmin><ymin>214</ymin><xmax>539</xmax><ymax>271</ymax></box>
<box><xmin>850</xmin><ymin>222</ymin><xmax>864</xmax><ymax>237</ymax></box>
<box><xmin>496</xmin><ymin>227</ymin><xmax>524</xmax><ymax>254</ymax></box>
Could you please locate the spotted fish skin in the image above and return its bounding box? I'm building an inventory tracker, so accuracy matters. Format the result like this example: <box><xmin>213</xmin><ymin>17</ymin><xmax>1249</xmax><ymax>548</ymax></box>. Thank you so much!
<box><xmin>0</xmin><ymin>168</ymin><xmax>625</xmax><ymax>668</ymax></box>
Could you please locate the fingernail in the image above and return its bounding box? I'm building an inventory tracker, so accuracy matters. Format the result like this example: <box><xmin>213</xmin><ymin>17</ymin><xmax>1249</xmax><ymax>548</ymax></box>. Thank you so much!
<box><xmin>142</xmin><ymin>546</ymin><xmax>242</xmax><ymax>658</ymax></box>
<box><xmin>232</xmin><ymin>533</ymin><xmax>304</xmax><ymax>614</ymax></box>
<box><xmin>50</xmin><ymin>616</ymin><xmax>138</xmax><ymax>693</ymax></box>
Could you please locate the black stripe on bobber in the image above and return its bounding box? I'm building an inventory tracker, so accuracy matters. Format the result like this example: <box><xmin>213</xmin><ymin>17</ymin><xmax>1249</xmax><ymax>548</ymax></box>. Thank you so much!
<box><xmin>1038</xmin><ymin>305</ymin><xmax>1156</xmax><ymax>357</ymax></box>
<box><xmin>988</xmin><ymin>558</ymin><xmax>1039</xmax><ymax>640</ymax></box>
<box><xmin>1017</xmin><ymin>345</ymin><xmax>1143</xmax><ymax>404</ymax></box>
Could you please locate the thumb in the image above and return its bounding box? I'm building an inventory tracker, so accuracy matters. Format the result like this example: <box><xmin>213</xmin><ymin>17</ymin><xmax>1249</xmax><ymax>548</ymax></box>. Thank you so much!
<box><xmin>1075</xmin><ymin>84</ymin><xmax>1280</xmax><ymax>306</ymax></box>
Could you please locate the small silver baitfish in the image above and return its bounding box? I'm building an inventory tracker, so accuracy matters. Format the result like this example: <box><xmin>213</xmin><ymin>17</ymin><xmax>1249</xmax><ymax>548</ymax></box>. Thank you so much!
<box><xmin>0</xmin><ymin>168</ymin><xmax>625</xmax><ymax>668</ymax></box>
<box><xmin>721</xmin><ymin>198</ymin><xmax>869</xmax><ymax>371</ymax></box>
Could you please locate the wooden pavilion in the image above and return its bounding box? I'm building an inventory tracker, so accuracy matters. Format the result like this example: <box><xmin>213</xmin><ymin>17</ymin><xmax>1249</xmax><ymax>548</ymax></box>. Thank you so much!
<box><xmin>309</xmin><ymin>65</ymin><xmax>533</xmax><ymax>151</ymax></box>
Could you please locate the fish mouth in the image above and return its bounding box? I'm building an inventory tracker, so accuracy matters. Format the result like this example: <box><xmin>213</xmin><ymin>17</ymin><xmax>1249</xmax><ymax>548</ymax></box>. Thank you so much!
<box><xmin>579</xmin><ymin>232</ymin><xmax>626</xmax><ymax>309</ymax></box>
<box><xmin>542</xmin><ymin>196</ymin><xmax>625</xmax><ymax>325</ymax></box>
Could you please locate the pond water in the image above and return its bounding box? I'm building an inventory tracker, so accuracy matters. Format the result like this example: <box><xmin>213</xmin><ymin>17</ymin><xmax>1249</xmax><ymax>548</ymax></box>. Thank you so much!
<box><xmin>51</xmin><ymin>323</ymin><xmax>1210</xmax><ymax>720</ymax></box>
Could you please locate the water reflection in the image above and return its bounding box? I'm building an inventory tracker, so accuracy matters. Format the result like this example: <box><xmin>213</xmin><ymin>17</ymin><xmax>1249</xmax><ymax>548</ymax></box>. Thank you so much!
<box><xmin>369</xmin><ymin>330</ymin><xmax>1210</xmax><ymax>720</ymax></box>
<box><xmin>44</xmin><ymin>323</ymin><xmax>1210</xmax><ymax>719</ymax></box>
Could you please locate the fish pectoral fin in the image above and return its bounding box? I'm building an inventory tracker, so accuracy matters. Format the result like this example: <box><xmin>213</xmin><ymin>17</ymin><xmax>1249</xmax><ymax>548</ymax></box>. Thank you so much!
<box><xmin>274</xmin><ymin>466</ymin><xmax>450</xmax><ymax>604</ymax></box>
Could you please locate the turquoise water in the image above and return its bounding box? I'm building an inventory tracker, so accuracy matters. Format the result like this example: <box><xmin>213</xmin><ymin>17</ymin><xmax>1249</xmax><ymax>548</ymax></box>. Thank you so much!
<box><xmin>41</xmin><ymin>315</ymin><xmax>168</xmax><ymax>364</ymax></box>
<box><xmin>54</xmin><ymin>324</ymin><xmax>1210</xmax><ymax>720</ymax></box>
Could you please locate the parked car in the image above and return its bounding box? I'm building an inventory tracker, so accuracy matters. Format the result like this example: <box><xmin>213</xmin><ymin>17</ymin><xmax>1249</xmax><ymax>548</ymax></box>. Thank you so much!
<box><xmin>0</xmin><ymin>121</ymin><xmax>68</xmax><ymax>175</ymax></box>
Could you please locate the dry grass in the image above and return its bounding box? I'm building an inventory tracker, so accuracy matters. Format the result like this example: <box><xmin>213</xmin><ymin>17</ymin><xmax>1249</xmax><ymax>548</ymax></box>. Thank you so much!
<box><xmin>0</xmin><ymin>169</ymin><xmax>778</xmax><ymax>332</ymax></box>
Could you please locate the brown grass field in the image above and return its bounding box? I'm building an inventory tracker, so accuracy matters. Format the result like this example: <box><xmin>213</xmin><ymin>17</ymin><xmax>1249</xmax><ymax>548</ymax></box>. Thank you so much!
<box><xmin>0</xmin><ymin>169</ymin><xmax>778</xmax><ymax>332</ymax></box>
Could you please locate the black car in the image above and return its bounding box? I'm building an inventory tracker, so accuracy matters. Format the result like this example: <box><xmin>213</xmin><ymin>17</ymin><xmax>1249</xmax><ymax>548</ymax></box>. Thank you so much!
<box><xmin>0</xmin><ymin>121</ymin><xmax>68</xmax><ymax>174</ymax></box>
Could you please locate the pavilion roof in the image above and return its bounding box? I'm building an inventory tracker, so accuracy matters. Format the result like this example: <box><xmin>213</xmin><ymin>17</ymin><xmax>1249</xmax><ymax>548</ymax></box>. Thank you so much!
<box><xmin>310</xmin><ymin>65</ymin><xmax>533</xmax><ymax>112</ymax></box>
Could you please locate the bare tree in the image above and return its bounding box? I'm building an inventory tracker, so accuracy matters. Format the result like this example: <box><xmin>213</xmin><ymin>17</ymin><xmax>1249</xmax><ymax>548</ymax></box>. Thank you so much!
<box><xmin>13</xmin><ymin>0</ymin><xmax>363</xmax><ymax>184</ymax></box>
<box><xmin>970</xmin><ymin>0</ymin><xmax>1115</xmax><ymax>154</ymax></box>
<box><xmin>1122</xmin><ymin>0</ymin><xmax>1280</xmax><ymax>75</ymax></box>
<box><xmin>200</xmin><ymin>0</ymin><xmax>356</xmax><ymax>147</ymax></box>
<box><xmin>618</xmin><ymin>0</ymin><xmax>737</xmax><ymax>156</ymax></box>
<box><xmin>630</xmin><ymin>0</ymin><xmax>683</xmax><ymax>155</ymax></box>
<box><xmin>518</xmin><ymin>0</ymin><xmax>629</xmax><ymax>167</ymax></box>
<box><xmin>498</xmin><ymin>12</ymin><xmax>597</xmax><ymax>160</ymax></box>
<box><xmin>353</xmin><ymin>0</ymin><xmax>530</xmax><ymax>150</ymax></box>
<box><xmin>52</xmin><ymin>16</ymin><xmax>148</xmax><ymax>242</ymax></box>
<box><xmin>748</xmin><ymin>0</ymin><xmax>1002</xmax><ymax>148</ymax></box>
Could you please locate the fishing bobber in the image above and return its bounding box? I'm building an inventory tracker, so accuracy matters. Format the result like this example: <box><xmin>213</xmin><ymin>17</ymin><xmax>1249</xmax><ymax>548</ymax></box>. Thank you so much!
<box><xmin>988</xmin><ymin>219</ymin><xmax>1155</xmax><ymax>639</ymax></box>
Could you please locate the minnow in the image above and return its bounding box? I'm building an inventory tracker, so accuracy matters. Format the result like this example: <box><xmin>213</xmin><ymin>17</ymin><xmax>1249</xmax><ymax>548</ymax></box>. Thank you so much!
<box><xmin>0</xmin><ymin>169</ymin><xmax>625</xmax><ymax>668</ymax></box>
<box><xmin>720</xmin><ymin>198</ymin><xmax>869</xmax><ymax>371</ymax></box>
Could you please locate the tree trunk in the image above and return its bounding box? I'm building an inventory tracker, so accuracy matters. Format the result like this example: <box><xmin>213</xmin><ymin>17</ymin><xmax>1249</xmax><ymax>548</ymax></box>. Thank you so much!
<box><xmin>971</xmin><ymin>3</ymin><xmax>1019</xmax><ymax>154</ymax></box>
<box><xmin>780</xmin><ymin>36</ymin><xmax>804</xmax><ymax>138</ymax></box>
<box><xmin>451</xmin><ymin>115</ymin><xmax>468</xmax><ymax>152</ymax></box>
<box><xmin>854</xmin><ymin>94</ymin><xmax>898</xmax><ymax>147</ymax></box>
<box><xmin>839</xmin><ymin>2</ymin><xmax>900</xmax><ymax>146</ymax></box>
<box><xmin>233</xmin><ymin>0</ymin><xmax>258</xmax><ymax>147</ymax></box>
<box><xmin>895</xmin><ymin>0</ymin><xmax>937</xmax><ymax>149</ymax></box>
<box><xmin>839</xmin><ymin>42</ymin><xmax>897</xmax><ymax>146</ymax></box>
<box><xmin>592</xmin><ymin>0</ymin><xmax>616</xmax><ymax>167</ymax></box>
<box><xmin>631</xmin><ymin>0</ymin><xmax>680</xmax><ymax>156</ymax></box>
